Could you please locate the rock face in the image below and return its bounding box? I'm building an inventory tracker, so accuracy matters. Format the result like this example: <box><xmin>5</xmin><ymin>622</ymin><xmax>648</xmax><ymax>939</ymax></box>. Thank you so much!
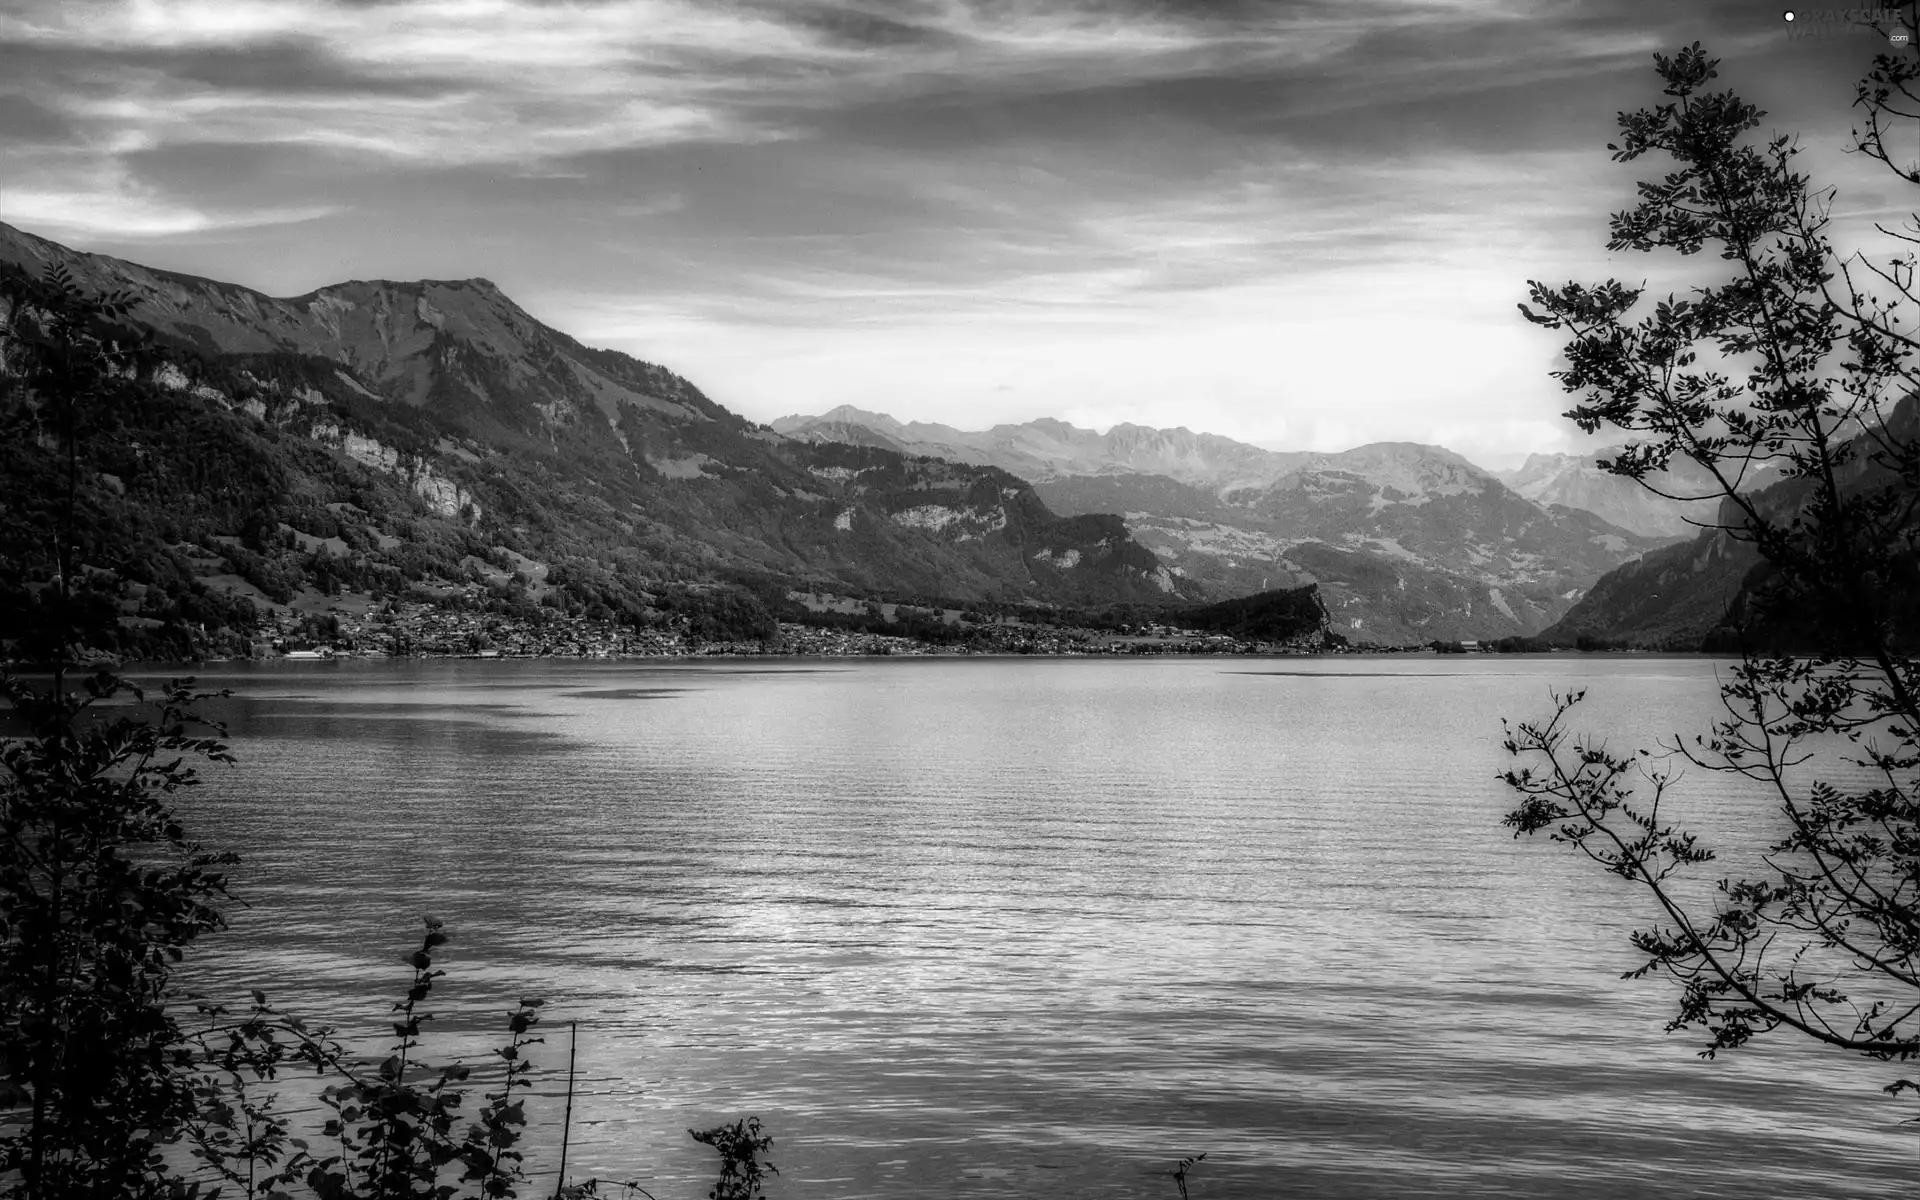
<box><xmin>0</xmin><ymin>221</ymin><xmax>1196</xmax><ymax>610</ymax></box>
<box><xmin>778</xmin><ymin>408</ymin><xmax>1676</xmax><ymax>642</ymax></box>
<box><xmin>302</xmin><ymin>421</ymin><xmax>481</xmax><ymax>520</ymax></box>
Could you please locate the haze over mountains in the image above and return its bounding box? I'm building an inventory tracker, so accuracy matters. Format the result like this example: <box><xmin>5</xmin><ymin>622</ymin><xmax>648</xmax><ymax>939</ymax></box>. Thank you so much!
<box><xmin>772</xmin><ymin>405</ymin><xmax>1313</xmax><ymax>492</ymax></box>
<box><xmin>776</xmin><ymin>408</ymin><xmax>1681</xmax><ymax>642</ymax></box>
<box><xmin>1493</xmin><ymin>450</ymin><xmax>1766</xmax><ymax>539</ymax></box>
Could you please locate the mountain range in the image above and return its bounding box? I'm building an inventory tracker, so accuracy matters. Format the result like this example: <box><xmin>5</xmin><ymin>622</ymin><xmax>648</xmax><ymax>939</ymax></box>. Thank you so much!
<box><xmin>776</xmin><ymin>408</ymin><xmax>1679</xmax><ymax>642</ymax></box>
<box><xmin>774</xmin><ymin>404</ymin><xmax>1735</xmax><ymax>540</ymax></box>
<box><xmin>9</xmin><ymin>216</ymin><xmax>1818</xmax><ymax>654</ymax></box>
<box><xmin>771</xmin><ymin>405</ymin><xmax>1312</xmax><ymax>491</ymax></box>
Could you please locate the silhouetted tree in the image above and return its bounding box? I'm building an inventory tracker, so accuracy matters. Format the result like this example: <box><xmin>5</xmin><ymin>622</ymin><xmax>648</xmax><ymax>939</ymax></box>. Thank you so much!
<box><xmin>1504</xmin><ymin>42</ymin><xmax>1920</xmax><ymax>1111</ymax></box>
<box><xmin>1</xmin><ymin>266</ymin><xmax>241</xmax><ymax>1198</ymax></box>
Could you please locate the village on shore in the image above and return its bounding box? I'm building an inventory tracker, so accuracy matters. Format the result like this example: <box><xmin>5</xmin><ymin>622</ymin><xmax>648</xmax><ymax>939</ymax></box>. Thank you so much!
<box><xmin>13</xmin><ymin>580</ymin><xmax>1582</xmax><ymax>673</ymax></box>
<box><xmin>245</xmin><ymin>595</ymin><xmax>1422</xmax><ymax>661</ymax></box>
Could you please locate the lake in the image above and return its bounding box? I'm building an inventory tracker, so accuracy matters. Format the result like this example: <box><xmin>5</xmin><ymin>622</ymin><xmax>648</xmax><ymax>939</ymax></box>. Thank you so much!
<box><xmin>159</xmin><ymin>656</ymin><xmax>1914</xmax><ymax>1198</ymax></box>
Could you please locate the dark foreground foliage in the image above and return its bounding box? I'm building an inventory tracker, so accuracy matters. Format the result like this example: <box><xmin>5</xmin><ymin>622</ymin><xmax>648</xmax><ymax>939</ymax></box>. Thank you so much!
<box><xmin>0</xmin><ymin>670</ymin><xmax>236</xmax><ymax>1196</ymax></box>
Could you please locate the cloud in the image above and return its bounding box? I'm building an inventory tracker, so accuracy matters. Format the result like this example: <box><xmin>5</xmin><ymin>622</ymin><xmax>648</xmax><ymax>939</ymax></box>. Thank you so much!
<box><xmin>0</xmin><ymin>191</ymin><xmax>338</xmax><ymax>238</ymax></box>
<box><xmin>0</xmin><ymin>0</ymin><xmax>1698</xmax><ymax>168</ymax></box>
<box><xmin>0</xmin><ymin>160</ymin><xmax>339</xmax><ymax>237</ymax></box>
<box><xmin>3</xmin><ymin>2</ymin><xmax>808</xmax><ymax>167</ymax></box>
<box><xmin>0</xmin><ymin>0</ymin><xmax>1901</xmax><ymax>466</ymax></box>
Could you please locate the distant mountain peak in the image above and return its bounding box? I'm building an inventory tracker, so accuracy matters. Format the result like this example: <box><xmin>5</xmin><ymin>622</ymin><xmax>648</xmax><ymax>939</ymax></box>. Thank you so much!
<box><xmin>1331</xmin><ymin>440</ymin><xmax>1478</xmax><ymax>464</ymax></box>
<box><xmin>774</xmin><ymin>404</ymin><xmax>911</xmax><ymax>437</ymax></box>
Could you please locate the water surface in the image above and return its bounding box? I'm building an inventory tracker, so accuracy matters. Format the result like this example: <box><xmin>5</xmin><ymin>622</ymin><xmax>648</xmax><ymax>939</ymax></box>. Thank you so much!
<box><xmin>166</xmin><ymin>657</ymin><xmax>1917</xmax><ymax>1198</ymax></box>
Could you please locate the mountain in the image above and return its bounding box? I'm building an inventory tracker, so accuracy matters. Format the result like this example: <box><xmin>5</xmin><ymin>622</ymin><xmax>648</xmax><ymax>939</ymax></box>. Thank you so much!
<box><xmin>0</xmin><ymin>222</ymin><xmax>1204</xmax><ymax>660</ymax></box>
<box><xmin>0</xmin><ymin>222</ymin><xmax>729</xmax><ymax>447</ymax></box>
<box><xmin>1541</xmin><ymin>401</ymin><xmax>1920</xmax><ymax>650</ymax></box>
<box><xmin>778</xmin><ymin>407</ymin><xmax>1677</xmax><ymax>643</ymax></box>
<box><xmin>1496</xmin><ymin>450</ymin><xmax>1775</xmax><ymax>538</ymax></box>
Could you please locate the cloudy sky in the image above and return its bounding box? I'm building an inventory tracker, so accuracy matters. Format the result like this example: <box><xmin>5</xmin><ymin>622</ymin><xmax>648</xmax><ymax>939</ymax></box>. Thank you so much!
<box><xmin>1</xmin><ymin>1</ymin><xmax>1912</xmax><ymax>467</ymax></box>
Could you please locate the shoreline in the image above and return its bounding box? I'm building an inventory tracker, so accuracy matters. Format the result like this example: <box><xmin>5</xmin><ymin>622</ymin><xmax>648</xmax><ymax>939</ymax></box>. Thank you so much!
<box><xmin>7</xmin><ymin>644</ymin><xmax>1720</xmax><ymax>674</ymax></box>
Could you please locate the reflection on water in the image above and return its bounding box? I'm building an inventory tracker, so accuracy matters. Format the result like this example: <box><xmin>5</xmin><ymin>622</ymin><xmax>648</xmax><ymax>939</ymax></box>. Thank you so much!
<box><xmin>158</xmin><ymin>657</ymin><xmax>1915</xmax><ymax>1199</ymax></box>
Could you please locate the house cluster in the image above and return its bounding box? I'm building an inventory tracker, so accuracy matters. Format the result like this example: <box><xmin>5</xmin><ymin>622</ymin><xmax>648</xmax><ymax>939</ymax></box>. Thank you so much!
<box><xmin>253</xmin><ymin>599</ymin><xmax>1369</xmax><ymax>661</ymax></box>
<box><xmin>767</xmin><ymin>624</ymin><xmax>958</xmax><ymax>656</ymax></box>
<box><xmin>260</xmin><ymin>601</ymin><xmax>687</xmax><ymax>659</ymax></box>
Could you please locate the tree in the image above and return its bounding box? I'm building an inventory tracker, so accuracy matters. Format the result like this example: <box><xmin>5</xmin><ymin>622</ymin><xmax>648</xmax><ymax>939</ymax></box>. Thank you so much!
<box><xmin>0</xmin><ymin>264</ymin><xmax>155</xmax><ymax>665</ymax></box>
<box><xmin>0</xmin><ymin>265</ymin><xmax>240</xmax><ymax>1199</ymax></box>
<box><xmin>1503</xmin><ymin>41</ymin><xmax>1920</xmax><ymax>1110</ymax></box>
